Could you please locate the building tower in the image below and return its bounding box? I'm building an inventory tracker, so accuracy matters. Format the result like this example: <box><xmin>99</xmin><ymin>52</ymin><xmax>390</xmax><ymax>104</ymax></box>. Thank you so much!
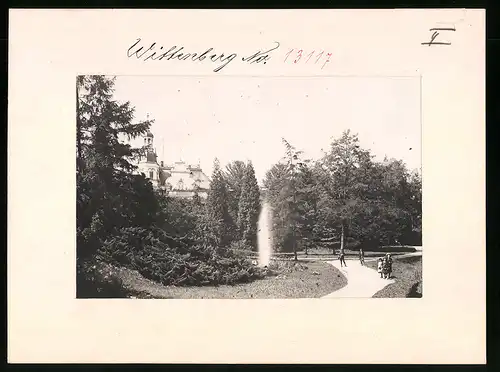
<box><xmin>138</xmin><ymin>127</ymin><xmax>160</xmax><ymax>187</ymax></box>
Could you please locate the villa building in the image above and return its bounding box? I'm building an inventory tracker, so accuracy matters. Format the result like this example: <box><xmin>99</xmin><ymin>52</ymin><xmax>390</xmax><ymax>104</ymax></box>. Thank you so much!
<box><xmin>136</xmin><ymin>131</ymin><xmax>211</xmax><ymax>198</ymax></box>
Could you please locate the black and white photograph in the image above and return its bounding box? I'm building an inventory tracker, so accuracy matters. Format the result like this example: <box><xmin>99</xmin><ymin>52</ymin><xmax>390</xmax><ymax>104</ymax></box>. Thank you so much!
<box><xmin>10</xmin><ymin>8</ymin><xmax>486</xmax><ymax>364</ymax></box>
<box><xmin>76</xmin><ymin>75</ymin><xmax>422</xmax><ymax>299</ymax></box>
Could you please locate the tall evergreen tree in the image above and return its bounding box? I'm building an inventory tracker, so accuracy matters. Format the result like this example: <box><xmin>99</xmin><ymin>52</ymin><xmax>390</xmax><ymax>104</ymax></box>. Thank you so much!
<box><xmin>225</xmin><ymin>161</ymin><xmax>247</xmax><ymax>221</ymax></box>
<box><xmin>263</xmin><ymin>139</ymin><xmax>305</xmax><ymax>259</ymax></box>
<box><xmin>263</xmin><ymin>163</ymin><xmax>294</xmax><ymax>253</ymax></box>
<box><xmin>237</xmin><ymin>161</ymin><xmax>261</xmax><ymax>249</ymax></box>
<box><xmin>205</xmin><ymin>158</ymin><xmax>234</xmax><ymax>248</ymax></box>
<box><xmin>295</xmin><ymin>163</ymin><xmax>319</xmax><ymax>255</ymax></box>
<box><xmin>76</xmin><ymin>75</ymin><xmax>155</xmax><ymax>259</ymax></box>
<box><xmin>281</xmin><ymin>138</ymin><xmax>306</xmax><ymax>261</ymax></box>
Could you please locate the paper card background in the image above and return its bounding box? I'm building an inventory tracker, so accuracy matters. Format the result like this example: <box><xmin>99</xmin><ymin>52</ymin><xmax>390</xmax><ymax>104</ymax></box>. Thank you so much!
<box><xmin>8</xmin><ymin>9</ymin><xmax>485</xmax><ymax>363</ymax></box>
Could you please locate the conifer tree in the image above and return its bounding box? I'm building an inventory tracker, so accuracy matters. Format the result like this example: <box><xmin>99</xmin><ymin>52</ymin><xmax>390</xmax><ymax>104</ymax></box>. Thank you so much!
<box><xmin>76</xmin><ymin>75</ymin><xmax>155</xmax><ymax>259</ymax></box>
<box><xmin>205</xmin><ymin>158</ymin><xmax>233</xmax><ymax>248</ymax></box>
<box><xmin>237</xmin><ymin>161</ymin><xmax>261</xmax><ymax>249</ymax></box>
<box><xmin>281</xmin><ymin>138</ymin><xmax>305</xmax><ymax>261</ymax></box>
<box><xmin>224</xmin><ymin>160</ymin><xmax>247</xmax><ymax>237</ymax></box>
<box><xmin>295</xmin><ymin>163</ymin><xmax>319</xmax><ymax>255</ymax></box>
<box><xmin>263</xmin><ymin>163</ymin><xmax>294</xmax><ymax>253</ymax></box>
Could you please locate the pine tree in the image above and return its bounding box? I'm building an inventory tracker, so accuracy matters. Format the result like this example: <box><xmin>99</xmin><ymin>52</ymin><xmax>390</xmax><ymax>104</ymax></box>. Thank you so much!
<box><xmin>281</xmin><ymin>138</ymin><xmax>305</xmax><ymax>261</ymax></box>
<box><xmin>205</xmin><ymin>158</ymin><xmax>234</xmax><ymax>248</ymax></box>
<box><xmin>76</xmin><ymin>75</ymin><xmax>155</xmax><ymax>259</ymax></box>
<box><xmin>225</xmin><ymin>160</ymin><xmax>247</xmax><ymax>230</ymax></box>
<box><xmin>263</xmin><ymin>163</ymin><xmax>293</xmax><ymax>253</ymax></box>
<box><xmin>295</xmin><ymin>163</ymin><xmax>319</xmax><ymax>255</ymax></box>
<box><xmin>237</xmin><ymin>161</ymin><xmax>261</xmax><ymax>249</ymax></box>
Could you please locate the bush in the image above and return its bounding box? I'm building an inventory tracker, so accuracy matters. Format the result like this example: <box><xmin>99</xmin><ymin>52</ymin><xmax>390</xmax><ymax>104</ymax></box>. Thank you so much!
<box><xmin>96</xmin><ymin>226</ymin><xmax>266</xmax><ymax>287</ymax></box>
<box><xmin>76</xmin><ymin>259</ymin><xmax>131</xmax><ymax>298</ymax></box>
<box><xmin>228</xmin><ymin>240</ymin><xmax>256</xmax><ymax>258</ymax></box>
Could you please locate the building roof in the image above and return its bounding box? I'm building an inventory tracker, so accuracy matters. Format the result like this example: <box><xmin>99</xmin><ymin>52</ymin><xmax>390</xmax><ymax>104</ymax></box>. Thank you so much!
<box><xmin>164</xmin><ymin>163</ymin><xmax>211</xmax><ymax>190</ymax></box>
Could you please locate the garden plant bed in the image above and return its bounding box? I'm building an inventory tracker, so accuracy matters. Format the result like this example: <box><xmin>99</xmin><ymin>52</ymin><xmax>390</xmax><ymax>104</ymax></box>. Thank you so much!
<box><xmin>365</xmin><ymin>255</ymin><xmax>422</xmax><ymax>298</ymax></box>
<box><xmin>112</xmin><ymin>260</ymin><xmax>347</xmax><ymax>299</ymax></box>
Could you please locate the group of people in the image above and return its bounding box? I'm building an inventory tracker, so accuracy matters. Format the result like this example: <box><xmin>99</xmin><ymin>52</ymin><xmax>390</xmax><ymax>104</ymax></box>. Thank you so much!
<box><xmin>377</xmin><ymin>253</ymin><xmax>393</xmax><ymax>279</ymax></box>
<box><xmin>338</xmin><ymin>249</ymin><xmax>393</xmax><ymax>279</ymax></box>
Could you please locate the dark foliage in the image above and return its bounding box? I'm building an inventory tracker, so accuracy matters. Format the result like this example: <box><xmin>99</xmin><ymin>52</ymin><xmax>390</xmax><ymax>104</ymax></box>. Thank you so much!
<box><xmin>76</xmin><ymin>76</ymin><xmax>264</xmax><ymax>295</ymax></box>
<box><xmin>97</xmin><ymin>226</ymin><xmax>265</xmax><ymax>286</ymax></box>
<box><xmin>265</xmin><ymin>132</ymin><xmax>422</xmax><ymax>254</ymax></box>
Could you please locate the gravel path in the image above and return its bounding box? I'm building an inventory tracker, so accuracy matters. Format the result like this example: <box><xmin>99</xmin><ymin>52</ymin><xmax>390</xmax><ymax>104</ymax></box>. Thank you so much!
<box><xmin>322</xmin><ymin>260</ymin><xmax>395</xmax><ymax>298</ymax></box>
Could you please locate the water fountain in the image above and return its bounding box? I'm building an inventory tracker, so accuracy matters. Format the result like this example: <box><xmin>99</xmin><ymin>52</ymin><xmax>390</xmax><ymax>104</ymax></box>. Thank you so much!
<box><xmin>257</xmin><ymin>200</ymin><xmax>273</xmax><ymax>267</ymax></box>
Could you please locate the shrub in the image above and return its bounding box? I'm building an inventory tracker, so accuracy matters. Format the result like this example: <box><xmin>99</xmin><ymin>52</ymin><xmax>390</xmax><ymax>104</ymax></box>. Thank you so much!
<box><xmin>96</xmin><ymin>226</ymin><xmax>266</xmax><ymax>287</ymax></box>
<box><xmin>228</xmin><ymin>240</ymin><xmax>256</xmax><ymax>258</ymax></box>
<box><xmin>76</xmin><ymin>259</ymin><xmax>131</xmax><ymax>298</ymax></box>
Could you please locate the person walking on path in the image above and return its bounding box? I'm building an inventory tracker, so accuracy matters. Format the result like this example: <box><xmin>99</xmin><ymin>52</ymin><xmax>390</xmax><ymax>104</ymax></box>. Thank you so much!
<box><xmin>377</xmin><ymin>258</ymin><xmax>384</xmax><ymax>278</ymax></box>
<box><xmin>385</xmin><ymin>253</ymin><xmax>393</xmax><ymax>279</ymax></box>
<box><xmin>359</xmin><ymin>248</ymin><xmax>365</xmax><ymax>266</ymax></box>
<box><xmin>339</xmin><ymin>250</ymin><xmax>347</xmax><ymax>267</ymax></box>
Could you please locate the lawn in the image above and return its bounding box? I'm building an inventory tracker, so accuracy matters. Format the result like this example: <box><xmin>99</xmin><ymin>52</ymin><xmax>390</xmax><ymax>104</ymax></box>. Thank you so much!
<box><xmin>111</xmin><ymin>260</ymin><xmax>347</xmax><ymax>299</ymax></box>
<box><xmin>365</xmin><ymin>255</ymin><xmax>422</xmax><ymax>298</ymax></box>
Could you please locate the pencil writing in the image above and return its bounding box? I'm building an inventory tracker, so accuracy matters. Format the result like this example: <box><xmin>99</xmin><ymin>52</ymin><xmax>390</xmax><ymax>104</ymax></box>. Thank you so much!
<box><xmin>421</xmin><ymin>26</ymin><xmax>455</xmax><ymax>46</ymax></box>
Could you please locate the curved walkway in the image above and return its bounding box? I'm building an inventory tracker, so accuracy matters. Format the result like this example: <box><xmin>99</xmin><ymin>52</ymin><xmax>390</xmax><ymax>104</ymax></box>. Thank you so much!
<box><xmin>322</xmin><ymin>260</ymin><xmax>395</xmax><ymax>298</ymax></box>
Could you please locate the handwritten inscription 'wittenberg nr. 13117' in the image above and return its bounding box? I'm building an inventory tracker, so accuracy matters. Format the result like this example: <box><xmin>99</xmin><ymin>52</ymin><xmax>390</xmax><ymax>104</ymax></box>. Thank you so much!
<box><xmin>127</xmin><ymin>38</ymin><xmax>281</xmax><ymax>72</ymax></box>
<box><xmin>127</xmin><ymin>26</ymin><xmax>455</xmax><ymax>73</ymax></box>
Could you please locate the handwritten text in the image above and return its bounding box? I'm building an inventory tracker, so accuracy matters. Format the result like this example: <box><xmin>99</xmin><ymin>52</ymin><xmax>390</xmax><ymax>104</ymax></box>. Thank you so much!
<box><xmin>283</xmin><ymin>48</ymin><xmax>332</xmax><ymax>69</ymax></box>
<box><xmin>421</xmin><ymin>26</ymin><xmax>456</xmax><ymax>46</ymax></box>
<box><xmin>127</xmin><ymin>39</ymin><xmax>281</xmax><ymax>72</ymax></box>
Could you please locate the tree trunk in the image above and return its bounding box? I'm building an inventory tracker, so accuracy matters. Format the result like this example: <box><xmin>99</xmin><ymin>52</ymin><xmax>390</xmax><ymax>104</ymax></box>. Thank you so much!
<box><xmin>340</xmin><ymin>222</ymin><xmax>345</xmax><ymax>255</ymax></box>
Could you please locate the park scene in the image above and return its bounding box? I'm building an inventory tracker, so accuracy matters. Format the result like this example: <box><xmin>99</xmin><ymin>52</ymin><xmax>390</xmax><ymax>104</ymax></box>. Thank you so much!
<box><xmin>76</xmin><ymin>75</ymin><xmax>422</xmax><ymax>299</ymax></box>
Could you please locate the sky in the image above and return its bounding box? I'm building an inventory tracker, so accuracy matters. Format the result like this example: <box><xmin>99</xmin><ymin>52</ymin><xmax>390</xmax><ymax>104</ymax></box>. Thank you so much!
<box><xmin>112</xmin><ymin>75</ymin><xmax>421</xmax><ymax>184</ymax></box>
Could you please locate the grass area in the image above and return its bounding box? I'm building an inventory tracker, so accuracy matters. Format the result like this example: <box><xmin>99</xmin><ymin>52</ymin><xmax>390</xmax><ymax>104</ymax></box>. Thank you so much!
<box><xmin>109</xmin><ymin>260</ymin><xmax>347</xmax><ymax>299</ymax></box>
<box><xmin>365</xmin><ymin>255</ymin><xmax>422</xmax><ymax>298</ymax></box>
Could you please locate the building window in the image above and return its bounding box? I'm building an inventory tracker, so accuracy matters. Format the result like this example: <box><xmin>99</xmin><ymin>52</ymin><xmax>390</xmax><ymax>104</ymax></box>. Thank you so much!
<box><xmin>149</xmin><ymin>170</ymin><xmax>154</xmax><ymax>179</ymax></box>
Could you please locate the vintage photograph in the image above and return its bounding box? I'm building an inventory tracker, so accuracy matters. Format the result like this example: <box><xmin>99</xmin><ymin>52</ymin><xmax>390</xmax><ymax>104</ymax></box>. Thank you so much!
<box><xmin>76</xmin><ymin>75</ymin><xmax>422</xmax><ymax>299</ymax></box>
